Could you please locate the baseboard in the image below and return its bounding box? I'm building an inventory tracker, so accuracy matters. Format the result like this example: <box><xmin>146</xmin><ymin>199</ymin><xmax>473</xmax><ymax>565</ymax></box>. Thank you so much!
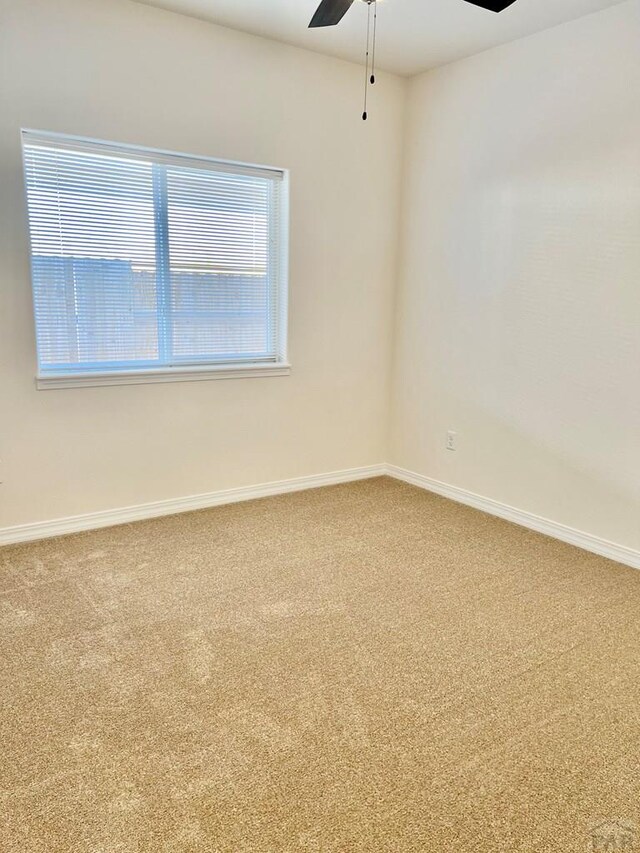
<box><xmin>386</xmin><ymin>464</ymin><xmax>640</xmax><ymax>571</ymax></box>
<box><xmin>3</xmin><ymin>462</ymin><xmax>638</xmax><ymax>571</ymax></box>
<box><xmin>0</xmin><ymin>464</ymin><xmax>386</xmax><ymax>546</ymax></box>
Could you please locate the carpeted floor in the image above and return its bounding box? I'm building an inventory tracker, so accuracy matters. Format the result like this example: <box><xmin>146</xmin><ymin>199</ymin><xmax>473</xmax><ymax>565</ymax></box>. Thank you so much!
<box><xmin>1</xmin><ymin>477</ymin><xmax>639</xmax><ymax>852</ymax></box>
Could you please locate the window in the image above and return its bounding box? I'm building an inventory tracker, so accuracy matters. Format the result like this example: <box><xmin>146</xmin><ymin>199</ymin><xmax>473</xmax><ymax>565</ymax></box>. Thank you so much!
<box><xmin>22</xmin><ymin>131</ymin><xmax>289</xmax><ymax>388</ymax></box>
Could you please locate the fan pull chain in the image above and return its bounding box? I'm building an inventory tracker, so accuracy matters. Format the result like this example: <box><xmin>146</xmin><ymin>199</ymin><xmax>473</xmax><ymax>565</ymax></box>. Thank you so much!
<box><xmin>362</xmin><ymin>0</ymin><xmax>372</xmax><ymax>120</ymax></box>
<box><xmin>370</xmin><ymin>0</ymin><xmax>377</xmax><ymax>85</ymax></box>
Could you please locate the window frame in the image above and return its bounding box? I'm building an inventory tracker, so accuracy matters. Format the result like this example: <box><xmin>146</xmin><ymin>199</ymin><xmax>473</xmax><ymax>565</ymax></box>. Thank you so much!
<box><xmin>21</xmin><ymin>130</ymin><xmax>290</xmax><ymax>389</ymax></box>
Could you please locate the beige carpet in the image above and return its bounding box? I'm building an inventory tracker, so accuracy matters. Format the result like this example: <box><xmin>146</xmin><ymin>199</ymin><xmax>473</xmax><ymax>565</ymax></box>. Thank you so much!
<box><xmin>1</xmin><ymin>477</ymin><xmax>639</xmax><ymax>852</ymax></box>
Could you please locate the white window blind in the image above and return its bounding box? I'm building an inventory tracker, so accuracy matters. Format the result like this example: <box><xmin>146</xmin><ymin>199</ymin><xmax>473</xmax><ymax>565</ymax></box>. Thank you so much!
<box><xmin>22</xmin><ymin>131</ymin><xmax>288</xmax><ymax>386</ymax></box>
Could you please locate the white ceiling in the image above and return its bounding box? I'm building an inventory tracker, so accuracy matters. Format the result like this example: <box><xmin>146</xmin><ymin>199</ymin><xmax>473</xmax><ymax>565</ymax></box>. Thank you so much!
<box><xmin>133</xmin><ymin>0</ymin><xmax>626</xmax><ymax>76</ymax></box>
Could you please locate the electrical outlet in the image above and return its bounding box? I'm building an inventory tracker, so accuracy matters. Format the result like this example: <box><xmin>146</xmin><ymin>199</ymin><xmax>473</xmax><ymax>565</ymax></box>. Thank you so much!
<box><xmin>446</xmin><ymin>430</ymin><xmax>457</xmax><ymax>451</ymax></box>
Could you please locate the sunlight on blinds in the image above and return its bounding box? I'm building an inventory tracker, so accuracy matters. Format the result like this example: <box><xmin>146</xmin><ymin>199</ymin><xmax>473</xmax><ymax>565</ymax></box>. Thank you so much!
<box><xmin>22</xmin><ymin>132</ymin><xmax>287</xmax><ymax>378</ymax></box>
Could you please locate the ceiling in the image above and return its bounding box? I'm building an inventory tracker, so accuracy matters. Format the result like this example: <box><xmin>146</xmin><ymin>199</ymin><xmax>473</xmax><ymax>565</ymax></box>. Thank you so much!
<box><xmin>133</xmin><ymin>0</ymin><xmax>626</xmax><ymax>76</ymax></box>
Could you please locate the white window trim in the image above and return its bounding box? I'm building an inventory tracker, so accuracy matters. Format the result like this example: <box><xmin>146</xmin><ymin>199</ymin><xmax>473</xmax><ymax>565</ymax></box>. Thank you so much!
<box><xmin>36</xmin><ymin>361</ymin><xmax>291</xmax><ymax>390</ymax></box>
<box><xmin>22</xmin><ymin>129</ymin><xmax>290</xmax><ymax>390</ymax></box>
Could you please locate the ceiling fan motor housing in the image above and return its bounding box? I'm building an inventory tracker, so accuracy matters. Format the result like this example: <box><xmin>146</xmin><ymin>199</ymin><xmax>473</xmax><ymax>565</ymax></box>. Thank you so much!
<box><xmin>464</xmin><ymin>0</ymin><xmax>518</xmax><ymax>11</ymax></box>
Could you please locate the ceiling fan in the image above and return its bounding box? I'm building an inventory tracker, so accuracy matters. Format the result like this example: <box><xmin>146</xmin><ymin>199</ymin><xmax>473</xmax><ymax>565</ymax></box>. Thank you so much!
<box><xmin>308</xmin><ymin>0</ymin><xmax>517</xmax><ymax>120</ymax></box>
<box><xmin>309</xmin><ymin>0</ymin><xmax>517</xmax><ymax>28</ymax></box>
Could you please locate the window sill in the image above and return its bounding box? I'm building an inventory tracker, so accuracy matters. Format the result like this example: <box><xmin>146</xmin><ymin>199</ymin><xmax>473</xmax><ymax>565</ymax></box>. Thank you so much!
<box><xmin>36</xmin><ymin>362</ymin><xmax>291</xmax><ymax>389</ymax></box>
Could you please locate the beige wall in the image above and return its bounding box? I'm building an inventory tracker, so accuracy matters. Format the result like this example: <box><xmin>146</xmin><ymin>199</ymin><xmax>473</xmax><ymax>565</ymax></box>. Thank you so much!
<box><xmin>1</xmin><ymin>0</ymin><xmax>638</xmax><ymax>553</ymax></box>
<box><xmin>0</xmin><ymin>0</ymin><xmax>405</xmax><ymax>527</ymax></box>
<box><xmin>391</xmin><ymin>1</ymin><xmax>640</xmax><ymax>550</ymax></box>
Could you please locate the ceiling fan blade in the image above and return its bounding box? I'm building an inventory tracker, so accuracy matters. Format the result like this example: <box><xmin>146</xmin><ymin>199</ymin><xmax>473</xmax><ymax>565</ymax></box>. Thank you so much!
<box><xmin>309</xmin><ymin>0</ymin><xmax>356</xmax><ymax>28</ymax></box>
<box><xmin>462</xmin><ymin>0</ymin><xmax>517</xmax><ymax>11</ymax></box>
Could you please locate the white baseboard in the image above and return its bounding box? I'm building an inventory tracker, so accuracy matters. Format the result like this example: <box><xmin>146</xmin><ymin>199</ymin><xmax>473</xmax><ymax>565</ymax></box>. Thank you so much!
<box><xmin>0</xmin><ymin>464</ymin><xmax>386</xmax><ymax>546</ymax></box>
<box><xmin>2</xmin><ymin>462</ymin><xmax>638</xmax><ymax>571</ymax></box>
<box><xmin>386</xmin><ymin>464</ymin><xmax>640</xmax><ymax>571</ymax></box>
